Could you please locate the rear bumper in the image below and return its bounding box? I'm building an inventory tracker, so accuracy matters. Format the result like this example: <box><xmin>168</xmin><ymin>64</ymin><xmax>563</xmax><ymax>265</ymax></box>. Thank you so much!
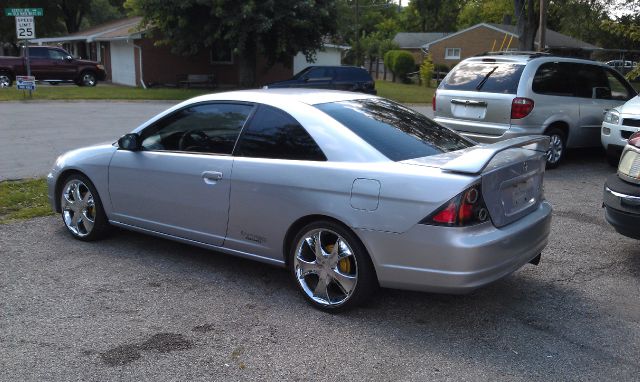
<box><xmin>603</xmin><ymin>174</ymin><xmax>640</xmax><ymax>239</ymax></box>
<box><xmin>434</xmin><ymin>117</ymin><xmax>545</xmax><ymax>144</ymax></box>
<box><xmin>357</xmin><ymin>201</ymin><xmax>552</xmax><ymax>293</ymax></box>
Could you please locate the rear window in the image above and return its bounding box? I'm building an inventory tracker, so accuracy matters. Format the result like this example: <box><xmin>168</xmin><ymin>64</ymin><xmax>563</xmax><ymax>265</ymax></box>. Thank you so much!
<box><xmin>315</xmin><ymin>99</ymin><xmax>473</xmax><ymax>161</ymax></box>
<box><xmin>441</xmin><ymin>62</ymin><xmax>525</xmax><ymax>94</ymax></box>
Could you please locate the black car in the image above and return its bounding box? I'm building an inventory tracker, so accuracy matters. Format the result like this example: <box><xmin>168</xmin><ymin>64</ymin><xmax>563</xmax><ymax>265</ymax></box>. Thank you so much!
<box><xmin>603</xmin><ymin>132</ymin><xmax>640</xmax><ymax>239</ymax></box>
<box><xmin>264</xmin><ymin>66</ymin><xmax>376</xmax><ymax>95</ymax></box>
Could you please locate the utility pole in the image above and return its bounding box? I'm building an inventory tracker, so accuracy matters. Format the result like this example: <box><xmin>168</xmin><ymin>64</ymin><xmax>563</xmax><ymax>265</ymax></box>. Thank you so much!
<box><xmin>355</xmin><ymin>0</ymin><xmax>360</xmax><ymax>66</ymax></box>
<box><xmin>539</xmin><ymin>0</ymin><xmax>547</xmax><ymax>52</ymax></box>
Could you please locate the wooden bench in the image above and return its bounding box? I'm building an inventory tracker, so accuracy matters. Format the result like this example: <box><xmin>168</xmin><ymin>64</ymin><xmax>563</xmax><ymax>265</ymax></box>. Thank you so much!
<box><xmin>179</xmin><ymin>74</ymin><xmax>217</xmax><ymax>88</ymax></box>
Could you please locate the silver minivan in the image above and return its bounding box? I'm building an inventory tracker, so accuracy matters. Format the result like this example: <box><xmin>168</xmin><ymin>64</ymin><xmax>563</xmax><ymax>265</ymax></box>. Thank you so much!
<box><xmin>433</xmin><ymin>53</ymin><xmax>637</xmax><ymax>167</ymax></box>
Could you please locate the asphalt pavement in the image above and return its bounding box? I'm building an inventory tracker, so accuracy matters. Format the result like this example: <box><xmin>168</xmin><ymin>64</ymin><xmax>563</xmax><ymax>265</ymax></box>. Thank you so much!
<box><xmin>0</xmin><ymin>101</ymin><xmax>174</xmax><ymax>181</ymax></box>
<box><xmin>1</xmin><ymin>146</ymin><xmax>639</xmax><ymax>380</ymax></box>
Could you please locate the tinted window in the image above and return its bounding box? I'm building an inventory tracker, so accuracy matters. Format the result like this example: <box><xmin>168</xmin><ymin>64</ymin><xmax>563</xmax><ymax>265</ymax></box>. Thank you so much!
<box><xmin>573</xmin><ymin>64</ymin><xmax>608</xmax><ymax>98</ymax></box>
<box><xmin>604</xmin><ymin>68</ymin><xmax>634</xmax><ymax>101</ymax></box>
<box><xmin>140</xmin><ymin>103</ymin><xmax>253</xmax><ymax>154</ymax></box>
<box><xmin>28</xmin><ymin>48</ymin><xmax>47</xmax><ymax>58</ymax></box>
<box><xmin>316</xmin><ymin>99</ymin><xmax>472</xmax><ymax>161</ymax></box>
<box><xmin>48</xmin><ymin>49</ymin><xmax>66</xmax><ymax>60</ymax></box>
<box><xmin>306</xmin><ymin>67</ymin><xmax>333</xmax><ymax>79</ymax></box>
<box><xmin>336</xmin><ymin>67</ymin><xmax>372</xmax><ymax>82</ymax></box>
<box><xmin>532</xmin><ymin>62</ymin><xmax>576</xmax><ymax>97</ymax></box>
<box><xmin>441</xmin><ymin>62</ymin><xmax>524</xmax><ymax>94</ymax></box>
<box><xmin>235</xmin><ymin>105</ymin><xmax>326</xmax><ymax>161</ymax></box>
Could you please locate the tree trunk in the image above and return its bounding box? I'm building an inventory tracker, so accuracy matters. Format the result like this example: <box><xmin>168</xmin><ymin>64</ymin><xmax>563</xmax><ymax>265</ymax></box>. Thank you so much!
<box><xmin>514</xmin><ymin>0</ymin><xmax>539</xmax><ymax>51</ymax></box>
<box><xmin>238</xmin><ymin>42</ymin><xmax>257</xmax><ymax>88</ymax></box>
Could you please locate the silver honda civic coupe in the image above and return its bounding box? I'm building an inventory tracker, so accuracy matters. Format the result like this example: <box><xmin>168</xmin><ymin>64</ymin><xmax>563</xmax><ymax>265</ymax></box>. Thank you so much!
<box><xmin>47</xmin><ymin>89</ymin><xmax>552</xmax><ymax>311</ymax></box>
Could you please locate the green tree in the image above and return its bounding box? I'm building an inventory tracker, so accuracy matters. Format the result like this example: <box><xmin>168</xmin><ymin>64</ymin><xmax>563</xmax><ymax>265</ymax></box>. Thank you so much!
<box><xmin>419</xmin><ymin>54</ymin><xmax>434</xmax><ymax>87</ymax></box>
<box><xmin>514</xmin><ymin>0</ymin><xmax>538</xmax><ymax>50</ymax></box>
<box><xmin>400</xmin><ymin>0</ymin><xmax>463</xmax><ymax>32</ymax></box>
<box><xmin>125</xmin><ymin>0</ymin><xmax>338</xmax><ymax>87</ymax></box>
<box><xmin>457</xmin><ymin>0</ymin><xmax>513</xmax><ymax>29</ymax></box>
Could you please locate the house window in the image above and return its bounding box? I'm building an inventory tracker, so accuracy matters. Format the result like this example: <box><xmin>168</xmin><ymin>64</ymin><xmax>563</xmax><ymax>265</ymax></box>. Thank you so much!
<box><xmin>210</xmin><ymin>41</ymin><xmax>233</xmax><ymax>64</ymax></box>
<box><xmin>445</xmin><ymin>48</ymin><xmax>461</xmax><ymax>60</ymax></box>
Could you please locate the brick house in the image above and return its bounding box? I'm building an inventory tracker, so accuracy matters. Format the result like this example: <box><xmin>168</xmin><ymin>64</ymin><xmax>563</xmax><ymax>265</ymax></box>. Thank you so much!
<box><xmin>31</xmin><ymin>17</ymin><xmax>346</xmax><ymax>87</ymax></box>
<box><xmin>424</xmin><ymin>23</ymin><xmax>599</xmax><ymax>69</ymax></box>
<box><xmin>392</xmin><ymin>32</ymin><xmax>449</xmax><ymax>63</ymax></box>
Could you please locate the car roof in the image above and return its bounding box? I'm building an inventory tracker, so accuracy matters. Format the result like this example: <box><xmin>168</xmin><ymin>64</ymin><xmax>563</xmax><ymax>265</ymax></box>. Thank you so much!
<box><xmin>462</xmin><ymin>54</ymin><xmax>609</xmax><ymax>67</ymax></box>
<box><xmin>184</xmin><ymin>88</ymin><xmax>379</xmax><ymax>106</ymax></box>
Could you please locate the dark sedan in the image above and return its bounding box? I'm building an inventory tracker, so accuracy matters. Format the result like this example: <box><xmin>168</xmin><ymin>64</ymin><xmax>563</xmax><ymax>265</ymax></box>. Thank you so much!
<box><xmin>264</xmin><ymin>66</ymin><xmax>376</xmax><ymax>95</ymax></box>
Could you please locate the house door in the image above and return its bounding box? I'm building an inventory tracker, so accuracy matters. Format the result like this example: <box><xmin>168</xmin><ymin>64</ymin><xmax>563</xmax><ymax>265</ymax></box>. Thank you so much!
<box><xmin>110</xmin><ymin>40</ymin><xmax>136</xmax><ymax>86</ymax></box>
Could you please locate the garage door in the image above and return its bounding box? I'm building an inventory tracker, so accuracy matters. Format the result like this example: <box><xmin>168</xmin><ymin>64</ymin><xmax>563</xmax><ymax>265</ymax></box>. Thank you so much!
<box><xmin>110</xmin><ymin>40</ymin><xmax>136</xmax><ymax>86</ymax></box>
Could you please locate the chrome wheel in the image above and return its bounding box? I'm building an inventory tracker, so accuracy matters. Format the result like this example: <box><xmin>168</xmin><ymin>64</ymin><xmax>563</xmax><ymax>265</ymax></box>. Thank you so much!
<box><xmin>294</xmin><ymin>229</ymin><xmax>358</xmax><ymax>307</ymax></box>
<box><xmin>81</xmin><ymin>72</ymin><xmax>96</xmax><ymax>86</ymax></box>
<box><xmin>0</xmin><ymin>74</ymin><xmax>11</xmax><ymax>88</ymax></box>
<box><xmin>546</xmin><ymin>133</ymin><xmax>564</xmax><ymax>165</ymax></box>
<box><xmin>61</xmin><ymin>179</ymin><xmax>96</xmax><ymax>237</ymax></box>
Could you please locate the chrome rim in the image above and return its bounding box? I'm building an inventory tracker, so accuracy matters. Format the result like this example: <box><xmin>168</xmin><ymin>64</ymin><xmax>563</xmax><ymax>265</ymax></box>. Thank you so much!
<box><xmin>61</xmin><ymin>179</ymin><xmax>95</xmax><ymax>237</ymax></box>
<box><xmin>294</xmin><ymin>229</ymin><xmax>358</xmax><ymax>307</ymax></box>
<box><xmin>546</xmin><ymin>134</ymin><xmax>563</xmax><ymax>164</ymax></box>
<box><xmin>82</xmin><ymin>73</ymin><xmax>96</xmax><ymax>86</ymax></box>
<box><xmin>0</xmin><ymin>75</ymin><xmax>10</xmax><ymax>88</ymax></box>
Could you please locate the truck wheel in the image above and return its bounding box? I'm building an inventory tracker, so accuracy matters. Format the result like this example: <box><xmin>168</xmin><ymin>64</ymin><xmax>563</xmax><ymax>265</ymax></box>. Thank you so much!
<box><xmin>0</xmin><ymin>72</ymin><xmax>12</xmax><ymax>88</ymax></box>
<box><xmin>78</xmin><ymin>71</ymin><xmax>97</xmax><ymax>87</ymax></box>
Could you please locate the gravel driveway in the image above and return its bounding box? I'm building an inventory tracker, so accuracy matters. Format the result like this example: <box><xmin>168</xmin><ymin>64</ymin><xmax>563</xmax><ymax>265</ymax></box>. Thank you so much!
<box><xmin>1</xmin><ymin>149</ymin><xmax>639</xmax><ymax>381</ymax></box>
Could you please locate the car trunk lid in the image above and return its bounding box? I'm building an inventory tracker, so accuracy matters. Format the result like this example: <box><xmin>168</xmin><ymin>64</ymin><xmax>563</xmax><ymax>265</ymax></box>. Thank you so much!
<box><xmin>402</xmin><ymin>136</ymin><xmax>549</xmax><ymax>227</ymax></box>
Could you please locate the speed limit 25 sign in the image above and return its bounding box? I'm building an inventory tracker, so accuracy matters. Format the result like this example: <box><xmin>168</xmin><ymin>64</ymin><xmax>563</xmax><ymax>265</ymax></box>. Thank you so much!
<box><xmin>15</xmin><ymin>16</ymin><xmax>35</xmax><ymax>40</ymax></box>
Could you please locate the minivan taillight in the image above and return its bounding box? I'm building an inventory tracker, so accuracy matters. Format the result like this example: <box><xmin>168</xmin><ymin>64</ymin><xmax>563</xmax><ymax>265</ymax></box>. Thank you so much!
<box><xmin>420</xmin><ymin>184</ymin><xmax>490</xmax><ymax>226</ymax></box>
<box><xmin>432</xmin><ymin>92</ymin><xmax>436</xmax><ymax>111</ymax></box>
<box><xmin>511</xmin><ymin>97</ymin><xmax>534</xmax><ymax>119</ymax></box>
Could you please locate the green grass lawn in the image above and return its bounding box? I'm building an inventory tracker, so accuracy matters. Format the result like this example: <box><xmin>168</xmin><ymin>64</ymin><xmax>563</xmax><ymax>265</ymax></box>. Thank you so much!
<box><xmin>0</xmin><ymin>81</ymin><xmax>434</xmax><ymax>104</ymax></box>
<box><xmin>0</xmin><ymin>178</ymin><xmax>54</xmax><ymax>223</ymax></box>
<box><xmin>0</xmin><ymin>84</ymin><xmax>213</xmax><ymax>101</ymax></box>
<box><xmin>375</xmin><ymin>80</ymin><xmax>435</xmax><ymax>104</ymax></box>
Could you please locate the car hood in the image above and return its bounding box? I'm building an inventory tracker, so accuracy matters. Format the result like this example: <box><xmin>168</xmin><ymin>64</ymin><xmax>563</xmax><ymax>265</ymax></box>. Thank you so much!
<box><xmin>618</xmin><ymin>96</ymin><xmax>640</xmax><ymax>115</ymax></box>
<box><xmin>75</xmin><ymin>58</ymin><xmax>101</xmax><ymax>66</ymax></box>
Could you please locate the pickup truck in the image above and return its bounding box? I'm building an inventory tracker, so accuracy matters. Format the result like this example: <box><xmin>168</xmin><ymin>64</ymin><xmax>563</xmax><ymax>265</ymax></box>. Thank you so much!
<box><xmin>0</xmin><ymin>46</ymin><xmax>107</xmax><ymax>87</ymax></box>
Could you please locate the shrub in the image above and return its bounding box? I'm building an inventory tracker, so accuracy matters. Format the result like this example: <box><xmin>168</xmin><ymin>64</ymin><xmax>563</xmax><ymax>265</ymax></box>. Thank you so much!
<box><xmin>392</xmin><ymin>50</ymin><xmax>415</xmax><ymax>83</ymax></box>
<box><xmin>419</xmin><ymin>54</ymin><xmax>435</xmax><ymax>87</ymax></box>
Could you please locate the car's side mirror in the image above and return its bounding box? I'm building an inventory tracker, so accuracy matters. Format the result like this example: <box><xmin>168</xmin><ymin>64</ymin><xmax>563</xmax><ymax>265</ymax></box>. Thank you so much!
<box><xmin>118</xmin><ymin>133</ymin><xmax>141</xmax><ymax>151</ymax></box>
<box><xmin>65</xmin><ymin>55</ymin><xmax>73</xmax><ymax>61</ymax></box>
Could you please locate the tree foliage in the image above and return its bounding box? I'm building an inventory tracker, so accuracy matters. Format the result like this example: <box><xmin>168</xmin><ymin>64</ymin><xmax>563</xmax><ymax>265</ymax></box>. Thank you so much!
<box><xmin>457</xmin><ymin>0</ymin><xmax>513</xmax><ymax>28</ymax></box>
<box><xmin>419</xmin><ymin>54</ymin><xmax>434</xmax><ymax>87</ymax></box>
<box><xmin>125</xmin><ymin>0</ymin><xmax>338</xmax><ymax>87</ymax></box>
<box><xmin>400</xmin><ymin>0</ymin><xmax>463</xmax><ymax>32</ymax></box>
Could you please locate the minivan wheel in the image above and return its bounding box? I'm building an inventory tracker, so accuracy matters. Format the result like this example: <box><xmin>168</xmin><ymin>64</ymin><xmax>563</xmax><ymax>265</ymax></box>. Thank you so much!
<box><xmin>545</xmin><ymin>128</ymin><xmax>566</xmax><ymax>169</ymax></box>
<box><xmin>290</xmin><ymin>220</ymin><xmax>377</xmax><ymax>312</ymax></box>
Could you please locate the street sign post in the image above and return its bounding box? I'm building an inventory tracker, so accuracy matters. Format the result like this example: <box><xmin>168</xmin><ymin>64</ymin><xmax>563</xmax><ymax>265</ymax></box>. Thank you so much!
<box><xmin>5</xmin><ymin>8</ymin><xmax>43</xmax><ymax>97</ymax></box>
<box><xmin>16</xmin><ymin>76</ymin><xmax>36</xmax><ymax>91</ymax></box>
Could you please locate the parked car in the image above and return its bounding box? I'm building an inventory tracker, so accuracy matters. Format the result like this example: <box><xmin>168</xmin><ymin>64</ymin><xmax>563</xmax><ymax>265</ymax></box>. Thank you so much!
<box><xmin>602</xmin><ymin>96</ymin><xmax>640</xmax><ymax>165</ymax></box>
<box><xmin>263</xmin><ymin>66</ymin><xmax>376</xmax><ymax>94</ymax></box>
<box><xmin>0</xmin><ymin>46</ymin><xmax>106</xmax><ymax>87</ymax></box>
<box><xmin>47</xmin><ymin>89</ymin><xmax>551</xmax><ymax>311</ymax></box>
<box><xmin>603</xmin><ymin>132</ymin><xmax>640</xmax><ymax>239</ymax></box>
<box><xmin>433</xmin><ymin>53</ymin><xmax>637</xmax><ymax>168</ymax></box>
<box><xmin>605</xmin><ymin>59</ymin><xmax>637</xmax><ymax>76</ymax></box>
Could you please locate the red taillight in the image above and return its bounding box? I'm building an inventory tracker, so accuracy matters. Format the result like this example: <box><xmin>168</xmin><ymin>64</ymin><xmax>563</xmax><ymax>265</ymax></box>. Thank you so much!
<box><xmin>421</xmin><ymin>185</ymin><xmax>490</xmax><ymax>226</ymax></box>
<box><xmin>432</xmin><ymin>92</ymin><xmax>436</xmax><ymax>111</ymax></box>
<box><xmin>511</xmin><ymin>97</ymin><xmax>534</xmax><ymax>119</ymax></box>
<box><xmin>630</xmin><ymin>131</ymin><xmax>640</xmax><ymax>148</ymax></box>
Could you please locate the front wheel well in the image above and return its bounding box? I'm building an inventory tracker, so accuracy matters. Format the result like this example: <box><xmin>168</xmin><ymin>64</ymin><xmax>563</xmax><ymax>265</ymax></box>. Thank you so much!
<box><xmin>53</xmin><ymin>169</ymin><xmax>88</xmax><ymax>212</ymax></box>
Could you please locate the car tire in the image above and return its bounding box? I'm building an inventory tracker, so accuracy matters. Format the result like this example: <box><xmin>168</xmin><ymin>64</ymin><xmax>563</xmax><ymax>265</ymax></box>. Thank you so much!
<box><xmin>59</xmin><ymin>173</ymin><xmax>110</xmax><ymax>241</ymax></box>
<box><xmin>289</xmin><ymin>220</ymin><xmax>377</xmax><ymax>312</ymax></box>
<box><xmin>0</xmin><ymin>72</ymin><xmax>12</xmax><ymax>88</ymax></box>
<box><xmin>545</xmin><ymin>127</ymin><xmax>566</xmax><ymax>169</ymax></box>
<box><xmin>78</xmin><ymin>71</ymin><xmax>97</xmax><ymax>87</ymax></box>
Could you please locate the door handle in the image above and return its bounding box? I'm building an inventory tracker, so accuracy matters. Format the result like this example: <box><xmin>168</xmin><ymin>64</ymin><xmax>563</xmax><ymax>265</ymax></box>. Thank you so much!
<box><xmin>202</xmin><ymin>171</ymin><xmax>223</xmax><ymax>184</ymax></box>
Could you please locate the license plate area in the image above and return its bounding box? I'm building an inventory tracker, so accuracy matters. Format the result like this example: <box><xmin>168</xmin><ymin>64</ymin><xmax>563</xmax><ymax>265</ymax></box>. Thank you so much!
<box><xmin>451</xmin><ymin>103</ymin><xmax>487</xmax><ymax>120</ymax></box>
<box><xmin>502</xmin><ymin>176</ymin><xmax>537</xmax><ymax>216</ymax></box>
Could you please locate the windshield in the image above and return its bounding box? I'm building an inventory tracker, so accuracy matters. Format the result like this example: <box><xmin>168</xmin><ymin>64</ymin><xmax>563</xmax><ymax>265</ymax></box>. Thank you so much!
<box><xmin>441</xmin><ymin>62</ymin><xmax>525</xmax><ymax>94</ymax></box>
<box><xmin>315</xmin><ymin>99</ymin><xmax>473</xmax><ymax>161</ymax></box>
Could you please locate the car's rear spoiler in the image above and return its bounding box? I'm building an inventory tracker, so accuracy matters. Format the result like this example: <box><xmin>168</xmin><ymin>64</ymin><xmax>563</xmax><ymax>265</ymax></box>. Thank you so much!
<box><xmin>442</xmin><ymin>135</ymin><xmax>550</xmax><ymax>175</ymax></box>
